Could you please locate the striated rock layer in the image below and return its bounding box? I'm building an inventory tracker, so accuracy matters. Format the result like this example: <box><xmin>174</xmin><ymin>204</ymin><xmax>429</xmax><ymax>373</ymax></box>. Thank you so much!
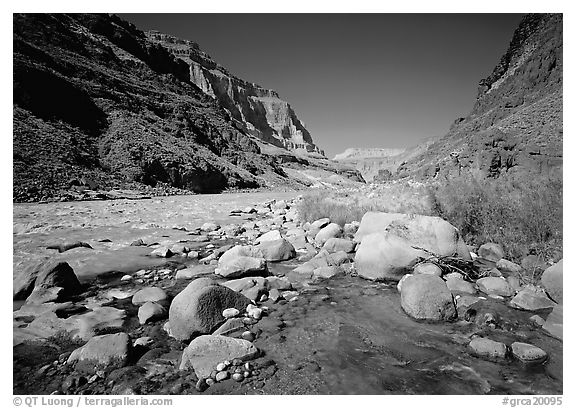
<box><xmin>13</xmin><ymin>14</ymin><xmax>349</xmax><ymax>203</ymax></box>
<box><xmin>147</xmin><ymin>30</ymin><xmax>324</xmax><ymax>156</ymax></box>
<box><xmin>397</xmin><ymin>14</ymin><xmax>563</xmax><ymax>182</ymax></box>
<box><xmin>336</xmin><ymin>14</ymin><xmax>562</xmax><ymax>183</ymax></box>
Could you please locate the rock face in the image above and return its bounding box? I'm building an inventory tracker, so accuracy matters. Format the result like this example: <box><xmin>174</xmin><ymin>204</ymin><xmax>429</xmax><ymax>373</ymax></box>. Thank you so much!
<box><xmin>399</xmin><ymin>275</ymin><xmax>457</xmax><ymax>321</ymax></box>
<box><xmin>168</xmin><ymin>278</ymin><xmax>251</xmax><ymax>340</ymax></box>
<box><xmin>147</xmin><ymin>31</ymin><xmax>324</xmax><ymax>157</ymax></box>
<box><xmin>335</xmin><ymin>15</ymin><xmax>562</xmax><ymax>184</ymax></box>
<box><xmin>13</xmin><ymin>14</ymin><xmax>355</xmax><ymax>203</ymax></box>
<box><xmin>179</xmin><ymin>335</ymin><xmax>258</xmax><ymax>378</ymax></box>
<box><xmin>395</xmin><ymin>14</ymin><xmax>562</xmax><ymax>182</ymax></box>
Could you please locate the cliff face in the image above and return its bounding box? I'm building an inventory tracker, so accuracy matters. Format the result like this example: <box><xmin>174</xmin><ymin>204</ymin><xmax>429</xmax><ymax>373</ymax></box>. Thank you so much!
<box><xmin>14</xmin><ymin>14</ymin><xmax>343</xmax><ymax>202</ymax></box>
<box><xmin>146</xmin><ymin>31</ymin><xmax>324</xmax><ymax>156</ymax></box>
<box><xmin>397</xmin><ymin>14</ymin><xmax>562</xmax><ymax>181</ymax></box>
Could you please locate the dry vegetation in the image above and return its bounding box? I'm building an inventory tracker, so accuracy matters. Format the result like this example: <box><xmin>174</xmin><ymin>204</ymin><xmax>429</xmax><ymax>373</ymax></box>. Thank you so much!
<box><xmin>297</xmin><ymin>176</ymin><xmax>562</xmax><ymax>263</ymax></box>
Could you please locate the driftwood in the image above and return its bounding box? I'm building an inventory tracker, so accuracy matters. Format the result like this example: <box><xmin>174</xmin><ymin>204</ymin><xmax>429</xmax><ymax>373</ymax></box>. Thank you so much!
<box><xmin>411</xmin><ymin>246</ymin><xmax>486</xmax><ymax>281</ymax></box>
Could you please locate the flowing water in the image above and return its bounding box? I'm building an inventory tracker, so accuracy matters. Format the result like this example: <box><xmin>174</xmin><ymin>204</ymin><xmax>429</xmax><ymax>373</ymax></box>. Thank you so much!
<box><xmin>12</xmin><ymin>192</ymin><xmax>563</xmax><ymax>395</ymax></box>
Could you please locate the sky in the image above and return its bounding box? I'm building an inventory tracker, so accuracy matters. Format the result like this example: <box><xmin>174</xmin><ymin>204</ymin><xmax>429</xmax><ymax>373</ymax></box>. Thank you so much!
<box><xmin>119</xmin><ymin>13</ymin><xmax>524</xmax><ymax>158</ymax></box>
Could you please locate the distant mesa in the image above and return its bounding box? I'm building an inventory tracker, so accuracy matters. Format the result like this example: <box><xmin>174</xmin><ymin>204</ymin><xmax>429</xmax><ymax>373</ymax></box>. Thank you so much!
<box><xmin>332</xmin><ymin>148</ymin><xmax>406</xmax><ymax>161</ymax></box>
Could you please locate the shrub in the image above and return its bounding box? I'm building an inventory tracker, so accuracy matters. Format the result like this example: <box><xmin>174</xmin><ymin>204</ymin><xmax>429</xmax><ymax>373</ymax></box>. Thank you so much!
<box><xmin>429</xmin><ymin>175</ymin><xmax>562</xmax><ymax>263</ymax></box>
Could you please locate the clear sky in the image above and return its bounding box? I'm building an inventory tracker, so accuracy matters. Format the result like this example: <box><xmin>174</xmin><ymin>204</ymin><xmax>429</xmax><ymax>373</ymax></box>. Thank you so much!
<box><xmin>119</xmin><ymin>13</ymin><xmax>524</xmax><ymax>158</ymax></box>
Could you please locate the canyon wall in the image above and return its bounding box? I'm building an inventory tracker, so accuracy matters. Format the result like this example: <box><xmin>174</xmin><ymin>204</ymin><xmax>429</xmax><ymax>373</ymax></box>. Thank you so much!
<box><xmin>147</xmin><ymin>31</ymin><xmax>324</xmax><ymax>156</ymax></box>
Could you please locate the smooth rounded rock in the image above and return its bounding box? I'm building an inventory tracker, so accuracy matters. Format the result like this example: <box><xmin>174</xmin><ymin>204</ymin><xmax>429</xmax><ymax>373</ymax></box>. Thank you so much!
<box><xmin>540</xmin><ymin>260</ymin><xmax>562</xmax><ymax>304</ymax></box>
<box><xmin>478</xmin><ymin>243</ymin><xmax>505</xmax><ymax>262</ymax></box>
<box><xmin>222</xmin><ymin>308</ymin><xmax>240</xmax><ymax>319</ymax></box>
<box><xmin>468</xmin><ymin>337</ymin><xmax>507</xmax><ymax>360</ymax></box>
<box><xmin>179</xmin><ymin>335</ymin><xmax>258</xmax><ymax>378</ymax></box>
<box><xmin>138</xmin><ymin>302</ymin><xmax>166</xmax><ymax>324</ymax></box>
<box><xmin>315</xmin><ymin>223</ymin><xmax>343</xmax><ymax>246</ymax></box>
<box><xmin>476</xmin><ymin>277</ymin><xmax>514</xmax><ymax>297</ymax></box>
<box><xmin>511</xmin><ymin>342</ymin><xmax>547</xmax><ymax>364</ymax></box>
<box><xmin>67</xmin><ymin>333</ymin><xmax>131</xmax><ymax>373</ymax></box>
<box><xmin>132</xmin><ymin>287</ymin><xmax>168</xmax><ymax>306</ymax></box>
<box><xmin>413</xmin><ymin>263</ymin><xmax>442</xmax><ymax>276</ymax></box>
<box><xmin>169</xmin><ymin>279</ymin><xmax>251</xmax><ymax>341</ymax></box>
<box><xmin>400</xmin><ymin>274</ymin><xmax>456</xmax><ymax>321</ymax></box>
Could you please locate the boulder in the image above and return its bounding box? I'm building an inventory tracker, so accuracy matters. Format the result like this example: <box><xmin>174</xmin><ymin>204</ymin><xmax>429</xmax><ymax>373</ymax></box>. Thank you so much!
<box><xmin>286</xmin><ymin>234</ymin><xmax>308</xmax><ymax>251</ymax></box>
<box><xmin>413</xmin><ymin>263</ymin><xmax>442</xmax><ymax>276</ymax></box>
<box><xmin>132</xmin><ymin>287</ymin><xmax>168</xmax><ymax>306</ymax></box>
<box><xmin>510</xmin><ymin>342</ymin><xmax>547</xmax><ymax>364</ymax></box>
<box><xmin>254</xmin><ymin>239</ymin><xmax>296</xmax><ymax>262</ymax></box>
<box><xmin>14</xmin><ymin>258</ymin><xmax>46</xmax><ymax>300</ymax></box>
<box><xmin>355</xmin><ymin>232</ymin><xmax>424</xmax><ymax>281</ymax></box>
<box><xmin>310</xmin><ymin>218</ymin><xmax>330</xmax><ymax>230</ymax></box>
<box><xmin>215</xmin><ymin>256</ymin><xmax>267</xmax><ymax>278</ymax></box>
<box><xmin>354</xmin><ymin>212</ymin><xmax>471</xmax><ymax>261</ymax></box>
<box><xmin>200</xmin><ymin>222</ymin><xmax>219</xmax><ymax>232</ymax></box>
<box><xmin>265</xmin><ymin>276</ymin><xmax>292</xmax><ymax>290</ymax></box>
<box><xmin>478</xmin><ymin>243</ymin><xmax>505</xmax><ymax>262</ymax></box>
<box><xmin>397</xmin><ymin>273</ymin><xmax>413</xmax><ymax>293</ymax></box>
<box><xmin>175</xmin><ymin>264</ymin><xmax>215</xmax><ymax>279</ymax></box>
<box><xmin>138</xmin><ymin>302</ymin><xmax>166</xmax><ymax>324</ymax></box>
<box><xmin>179</xmin><ymin>335</ymin><xmax>258</xmax><ymax>378</ymax></box>
<box><xmin>25</xmin><ymin>286</ymin><xmax>65</xmax><ymax>305</ymax></box>
<box><xmin>67</xmin><ymin>333</ymin><xmax>131</xmax><ymax>373</ymax></box>
<box><xmin>540</xmin><ymin>260</ymin><xmax>562</xmax><ymax>304</ymax></box>
<box><xmin>476</xmin><ymin>277</ymin><xmax>514</xmax><ymax>297</ymax></box>
<box><xmin>313</xmin><ymin>266</ymin><xmax>343</xmax><ymax>280</ymax></box>
<box><xmin>468</xmin><ymin>337</ymin><xmax>507</xmax><ymax>360</ymax></box>
<box><xmin>314</xmin><ymin>223</ymin><xmax>343</xmax><ymax>246</ymax></box>
<box><xmin>509</xmin><ymin>285</ymin><xmax>556</xmax><ymax>311</ymax></box>
<box><xmin>445</xmin><ymin>276</ymin><xmax>476</xmax><ymax>295</ymax></box>
<box><xmin>322</xmin><ymin>238</ymin><xmax>356</xmax><ymax>254</ymax></box>
<box><xmin>254</xmin><ymin>230</ymin><xmax>282</xmax><ymax>244</ymax></box>
<box><xmin>222</xmin><ymin>276</ymin><xmax>268</xmax><ymax>293</ymax></box>
<box><xmin>30</xmin><ymin>260</ymin><xmax>82</xmax><ymax>300</ymax></box>
<box><xmin>168</xmin><ymin>279</ymin><xmax>251</xmax><ymax>340</ymax></box>
<box><xmin>400</xmin><ymin>274</ymin><xmax>456</xmax><ymax>321</ymax></box>
<box><xmin>150</xmin><ymin>246</ymin><xmax>173</xmax><ymax>258</ymax></box>
<box><xmin>542</xmin><ymin>304</ymin><xmax>562</xmax><ymax>340</ymax></box>
<box><xmin>495</xmin><ymin>258</ymin><xmax>523</xmax><ymax>275</ymax></box>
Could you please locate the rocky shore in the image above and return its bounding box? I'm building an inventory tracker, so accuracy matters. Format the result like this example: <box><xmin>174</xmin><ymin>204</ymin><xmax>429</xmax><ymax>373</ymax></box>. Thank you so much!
<box><xmin>13</xmin><ymin>193</ymin><xmax>563</xmax><ymax>395</ymax></box>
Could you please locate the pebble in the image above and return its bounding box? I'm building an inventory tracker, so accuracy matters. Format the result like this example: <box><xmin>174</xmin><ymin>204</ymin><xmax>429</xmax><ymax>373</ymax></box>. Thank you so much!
<box><xmin>205</xmin><ymin>378</ymin><xmax>215</xmax><ymax>386</ymax></box>
<box><xmin>216</xmin><ymin>362</ymin><xmax>227</xmax><ymax>372</ymax></box>
<box><xmin>241</xmin><ymin>331</ymin><xmax>255</xmax><ymax>342</ymax></box>
<box><xmin>134</xmin><ymin>337</ymin><xmax>153</xmax><ymax>347</ymax></box>
<box><xmin>232</xmin><ymin>359</ymin><xmax>242</xmax><ymax>366</ymax></box>
<box><xmin>243</xmin><ymin>371</ymin><xmax>250</xmax><ymax>378</ymax></box>
<box><xmin>244</xmin><ymin>362</ymin><xmax>251</xmax><ymax>371</ymax></box>
<box><xmin>120</xmin><ymin>275</ymin><xmax>132</xmax><ymax>281</ymax></box>
<box><xmin>232</xmin><ymin>373</ymin><xmax>243</xmax><ymax>382</ymax></box>
<box><xmin>215</xmin><ymin>371</ymin><xmax>229</xmax><ymax>382</ymax></box>
<box><xmin>222</xmin><ymin>308</ymin><xmax>240</xmax><ymax>319</ymax></box>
